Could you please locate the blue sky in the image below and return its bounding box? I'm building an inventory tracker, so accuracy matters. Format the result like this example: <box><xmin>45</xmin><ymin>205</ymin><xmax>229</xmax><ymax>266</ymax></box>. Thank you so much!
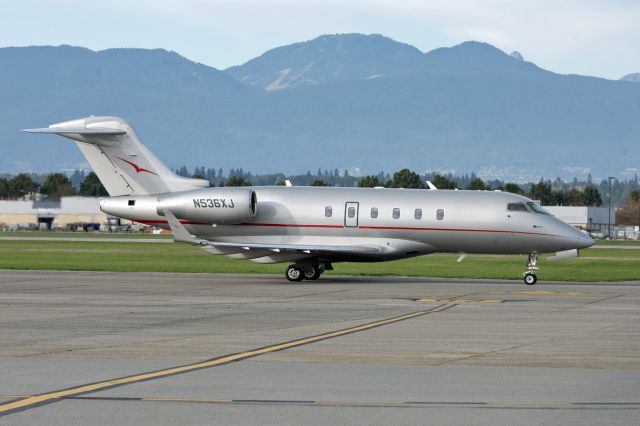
<box><xmin>2</xmin><ymin>0</ymin><xmax>639</xmax><ymax>79</ymax></box>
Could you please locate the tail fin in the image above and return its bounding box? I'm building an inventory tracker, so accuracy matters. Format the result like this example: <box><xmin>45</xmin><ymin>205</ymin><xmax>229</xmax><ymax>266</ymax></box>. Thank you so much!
<box><xmin>23</xmin><ymin>116</ymin><xmax>209</xmax><ymax>196</ymax></box>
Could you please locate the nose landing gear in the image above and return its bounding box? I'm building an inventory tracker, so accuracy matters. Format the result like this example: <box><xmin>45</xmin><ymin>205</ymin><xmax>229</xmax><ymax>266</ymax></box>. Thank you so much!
<box><xmin>523</xmin><ymin>253</ymin><xmax>538</xmax><ymax>285</ymax></box>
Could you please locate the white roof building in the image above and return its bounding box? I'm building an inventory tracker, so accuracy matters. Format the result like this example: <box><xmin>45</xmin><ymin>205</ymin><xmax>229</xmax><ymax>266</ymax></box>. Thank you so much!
<box><xmin>0</xmin><ymin>197</ymin><xmax>107</xmax><ymax>229</ymax></box>
<box><xmin>543</xmin><ymin>206</ymin><xmax>612</xmax><ymax>230</ymax></box>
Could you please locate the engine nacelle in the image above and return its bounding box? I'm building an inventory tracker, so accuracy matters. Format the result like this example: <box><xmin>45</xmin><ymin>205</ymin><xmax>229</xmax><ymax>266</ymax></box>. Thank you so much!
<box><xmin>156</xmin><ymin>187</ymin><xmax>256</xmax><ymax>224</ymax></box>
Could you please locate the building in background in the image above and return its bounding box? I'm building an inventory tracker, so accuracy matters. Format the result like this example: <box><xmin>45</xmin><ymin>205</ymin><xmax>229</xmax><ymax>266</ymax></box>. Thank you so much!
<box><xmin>0</xmin><ymin>197</ymin><xmax>108</xmax><ymax>231</ymax></box>
<box><xmin>543</xmin><ymin>206</ymin><xmax>613</xmax><ymax>234</ymax></box>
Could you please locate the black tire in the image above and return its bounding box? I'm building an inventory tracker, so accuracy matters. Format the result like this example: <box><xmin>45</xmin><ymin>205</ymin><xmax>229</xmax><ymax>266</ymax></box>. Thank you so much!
<box><xmin>303</xmin><ymin>266</ymin><xmax>322</xmax><ymax>281</ymax></box>
<box><xmin>524</xmin><ymin>273</ymin><xmax>537</xmax><ymax>286</ymax></box>
<box><xmin>286</xmin><ymin>265</ymin><xmax>304</xmax><ymax>282</ymax></box>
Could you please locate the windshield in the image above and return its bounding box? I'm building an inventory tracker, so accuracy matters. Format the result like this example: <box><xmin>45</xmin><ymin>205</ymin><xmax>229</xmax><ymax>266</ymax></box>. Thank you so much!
<box><xmin>526</xmin><ymin>202</ymin><xmax>551</xmax><ymax>215</ymax></box>
<box><xmin>507</xmin><ymin>202</ymin><xmax>529</xmax><ymax>212</ymax></box>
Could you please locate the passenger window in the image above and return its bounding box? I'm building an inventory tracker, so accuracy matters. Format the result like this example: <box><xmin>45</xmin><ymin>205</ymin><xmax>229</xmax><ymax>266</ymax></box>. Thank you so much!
<box><xmin>393</xmin><ymin>208</ymin><xmax>400</xmax><ymax>219</ymax></box>
<box><xmin>507</xmin><ymin>202</ymin><xmax>528</xmax><ymax>212</ymax></box>
<box><xmin>325</xmin><ymin>206</ymin><xmax>332</xmax><ymax>217</ymax></box>
<box><xmin>128</xmin><ymin>200</ymin><xmax>136</xmax><ymax>206</ymax></box>
<box><xmin>347</xmin><ymin>206</ymin><xmax>356</xmax><ymax>218</ymax></box>
<box><xmin>370</xmin><ymin>207</ymin><xmax>378</xmax><ymax>218</ymax></box>
<box><xmin>436</xmin><ymin>209</ymin><xmax>444</xmax><ymax>220</ymax></box>
<box><xmin>414</xmin><ymin>208</ymin><xmax>422</xmax><ymax>220</ymax></box>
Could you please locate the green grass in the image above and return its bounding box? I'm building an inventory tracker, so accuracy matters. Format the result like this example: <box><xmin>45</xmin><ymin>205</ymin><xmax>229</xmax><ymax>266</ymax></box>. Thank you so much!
<box><xmin>574</xmin><ymin>248</ymin><xmax>640</xmax><ymax>258</ymax></box>
<box><xmin>594</xmin><ymin>239</ymin><xmax>640</xmax><ymax>246</ymax></box>
<box><xmin>1</xmin><ymin>240</ymin><xmax>639</xmax><ymax>282</ymax></box>
<box><xmin>0</xmin><ymin>231</ymin><xmax>171</xmax><ymax>239</ymax></box>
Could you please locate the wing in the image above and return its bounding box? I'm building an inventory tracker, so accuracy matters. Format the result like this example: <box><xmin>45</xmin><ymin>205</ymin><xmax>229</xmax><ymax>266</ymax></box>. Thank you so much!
<box><xmin>203</xmin><ymin>241</ymin><xmax>384</xmax><ymax>264</ymax></box>
<box><xmin>200</xmin><ymin>240</ymin><xmax>383</xmax><ymax>254</ymax></box>
<box><xmin>163</xmin><ymin>210</ymin><xmax>385</xmax><ymax>263</ymax></box>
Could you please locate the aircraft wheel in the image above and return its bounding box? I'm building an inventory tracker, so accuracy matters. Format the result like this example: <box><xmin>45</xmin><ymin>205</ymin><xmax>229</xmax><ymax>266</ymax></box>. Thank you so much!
<box><xmin>524</xmin><ymin>273</ymin><xmax>537</xmax><ymax>286</ymax></box>
<box><xmin>286</xmin><ymin>265</ymin><xmax>304</xmax><ymax>282</ymax></box>
<box><xmin>303</xmin><ymin>266</ymin><xmax>322</xmax><ymax>281</ymax></box>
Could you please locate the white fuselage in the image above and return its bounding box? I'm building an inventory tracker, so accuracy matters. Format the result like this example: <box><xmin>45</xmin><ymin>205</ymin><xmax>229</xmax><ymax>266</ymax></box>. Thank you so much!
<box><xmin>100</xmin><ymin>186</ymin><xmax>594</xmax><ymax>264</ymax></box>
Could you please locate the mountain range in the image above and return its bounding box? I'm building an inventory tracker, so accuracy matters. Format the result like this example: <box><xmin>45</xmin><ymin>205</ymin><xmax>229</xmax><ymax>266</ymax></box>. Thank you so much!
<box><xmin>1</xmin><ymin>34</ymin><xmax>639</xmax><ymax>181</ymax></box>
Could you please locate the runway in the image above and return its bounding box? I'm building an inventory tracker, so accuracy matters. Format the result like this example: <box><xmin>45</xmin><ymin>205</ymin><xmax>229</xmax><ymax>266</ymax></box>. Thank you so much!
<box><xmin>1</xmin><ymin>271</ymin><xmax>639</xmax><ymax>424</ymax></box>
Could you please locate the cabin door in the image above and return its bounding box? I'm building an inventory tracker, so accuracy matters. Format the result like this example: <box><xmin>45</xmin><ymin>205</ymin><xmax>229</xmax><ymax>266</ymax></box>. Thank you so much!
<box><xmin>344</xmin><ymin>202</ymin><xmax>359</xmax><ymax>228</ymax></box>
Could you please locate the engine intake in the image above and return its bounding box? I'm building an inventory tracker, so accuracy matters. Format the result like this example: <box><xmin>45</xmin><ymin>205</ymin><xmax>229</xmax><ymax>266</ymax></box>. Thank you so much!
<box><xmin>156</xmin><ymin>187</ymin><xmax>256</xmax><ymax>224</ymax></box>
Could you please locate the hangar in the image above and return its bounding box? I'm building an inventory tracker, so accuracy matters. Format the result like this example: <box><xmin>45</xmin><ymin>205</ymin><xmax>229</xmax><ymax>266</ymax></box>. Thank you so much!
<box><xmin>543</xmin><ymin>206</ymin><xmax>612</xmax><ymax>232</ymax></box>
<box><xmin>0</xmin><ymin>197</ymin><xmax>107</xmax><ymax>230</ymax></box>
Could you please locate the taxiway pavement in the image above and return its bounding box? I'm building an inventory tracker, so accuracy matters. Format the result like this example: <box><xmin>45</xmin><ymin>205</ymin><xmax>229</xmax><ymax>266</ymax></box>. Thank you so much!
<box><xmin>1</xmin><ymin>270</ymin><xmax>638</xmax><ymax>425</ymax></box>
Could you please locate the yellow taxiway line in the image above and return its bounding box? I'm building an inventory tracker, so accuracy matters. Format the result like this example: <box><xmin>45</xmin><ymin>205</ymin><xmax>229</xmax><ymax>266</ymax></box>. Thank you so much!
<box><xmin>0</xmin><ymin>304</ymin><xmax>453</xmax><ymax>416</ymax></box>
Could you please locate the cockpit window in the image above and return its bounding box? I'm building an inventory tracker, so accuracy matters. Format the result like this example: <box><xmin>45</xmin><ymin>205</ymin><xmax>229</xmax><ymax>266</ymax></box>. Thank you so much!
<box><xmin>526</xmin><ymin>202</ymin><xmax>551</xmax><ymax>215</ymax></box>
<box><xmin>507</xmin><ymin>202</ymin><xmax>528</xmax><ymax>212</ymax></box>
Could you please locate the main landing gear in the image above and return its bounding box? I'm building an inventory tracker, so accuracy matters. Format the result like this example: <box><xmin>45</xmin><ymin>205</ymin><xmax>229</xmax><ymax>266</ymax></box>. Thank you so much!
<box><xmin>285</xmin><ymin>265</ymin><xmax>304</xmax><ymax>281</ymax></box>
<box><xmin>285</xmin><ymin>262</ymin><xmax>329</xmax><ymax>282</ymax></box>
<box><xmin>523</xmin><ymin>252</ymin><xmax>538</xmax><ymax>285</ymax></box>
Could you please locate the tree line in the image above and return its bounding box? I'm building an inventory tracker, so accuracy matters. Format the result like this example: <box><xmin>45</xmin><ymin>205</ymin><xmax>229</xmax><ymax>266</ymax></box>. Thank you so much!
<box><xmin>0</xmin><ymin>172</ymin><xmax>107</xmax><ymax>200</ymax></box>
<box><xmin>617</xmin><ymin>189</ymin><xmax>640</xmax><ymax>225</ymax></box>
<box><xmin>355</xmin><ymin>169</ymin><xmax>605</xmax><ymax>207</ymax></box>
<box><xmin>3</xmin><ymin>166</ymin><xmax>640</xmax><ymax>212</ymax></box>
<box><xmin>179</xmin><ymin>165</ymin><xmax>614</xmax><ymax>208</ymax></box>
<box><xmin>175</xmin><ymin>165</ymin><xmax>640</xmax><ymax>208</ymax></box>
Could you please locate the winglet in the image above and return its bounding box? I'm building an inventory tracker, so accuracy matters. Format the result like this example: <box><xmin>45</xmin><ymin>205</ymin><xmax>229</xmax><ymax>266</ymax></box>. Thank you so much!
<box><xmin>164</xmin><ymin>210</ymin><xmax>201</xmax><ymax>244</ymax></box>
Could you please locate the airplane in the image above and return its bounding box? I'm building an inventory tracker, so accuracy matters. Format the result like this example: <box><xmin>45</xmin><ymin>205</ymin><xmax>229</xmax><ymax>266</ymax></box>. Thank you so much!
<box><xmin>24</xmin><ymin>116</ymin><xmax>594</xmax><ymax>285</ymax></box>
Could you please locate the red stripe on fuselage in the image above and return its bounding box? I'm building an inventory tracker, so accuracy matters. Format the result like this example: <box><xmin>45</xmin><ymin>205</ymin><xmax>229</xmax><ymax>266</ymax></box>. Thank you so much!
<box><xmin>239</xmin><ymin>223</ymin><xmax>344</xmax><ymax>229</ymax></box>
<box><xmin>130</xmin><ymin>220</ymin><xmax>559</xmax><ymax>238</ymax></box>
<box><xmin>358</xmin><ymin>225</ymin><xmax>558</xmax><ymax>237</ymax></box>
<box><xmin>133</xmin><ymin>219</ymin><xmax>207</xmax><ymax>225</ymax></box>
<box><xmin>239</xmin><ymin>223</ymin><xmax>559</xmax><ymax>237</ymax></box>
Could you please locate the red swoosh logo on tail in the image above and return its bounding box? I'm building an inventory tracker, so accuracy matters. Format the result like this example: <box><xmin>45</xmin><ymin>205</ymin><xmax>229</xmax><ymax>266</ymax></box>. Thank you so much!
<box><xmin>115</xmin><ymin>156</ymin><xmax>158</xmax><ymax>176</ymax></box>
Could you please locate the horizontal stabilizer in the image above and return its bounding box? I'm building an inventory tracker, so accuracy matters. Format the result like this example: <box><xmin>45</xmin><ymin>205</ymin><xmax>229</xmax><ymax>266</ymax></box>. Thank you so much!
<box><xmin>22</xmin><ymin>127</ymin><xmax>126</xmax><ymax>135</ymax></box>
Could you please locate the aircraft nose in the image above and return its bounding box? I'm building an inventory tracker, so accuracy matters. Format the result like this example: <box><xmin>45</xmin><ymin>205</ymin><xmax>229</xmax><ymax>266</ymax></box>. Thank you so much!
<box><xmin>577</xmin><ymin>232</ymin><xmax>595</xmax><ymax>249</ymax></box>
<box><xmin>570</xmin><ymin>228</ymin><xmax>595</xmax><ymax>249</ymax></box>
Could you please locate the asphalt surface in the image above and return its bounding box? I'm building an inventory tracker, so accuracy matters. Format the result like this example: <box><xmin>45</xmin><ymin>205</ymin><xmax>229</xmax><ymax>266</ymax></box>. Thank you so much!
<box><xmin>0</xmin><ymin>270</ymin><xmax>639</xmax><ymax>425</ymax></box>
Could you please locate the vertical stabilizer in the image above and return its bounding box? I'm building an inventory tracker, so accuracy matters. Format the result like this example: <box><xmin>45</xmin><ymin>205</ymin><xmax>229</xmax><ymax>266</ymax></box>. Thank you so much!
<box><xmin>23</xmin><ymin>116</ymin><xmax>209</xmax><ymax>196</ymax></box>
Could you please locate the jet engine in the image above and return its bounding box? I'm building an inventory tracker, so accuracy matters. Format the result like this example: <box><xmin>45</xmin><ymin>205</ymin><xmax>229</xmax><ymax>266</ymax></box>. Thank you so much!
<box><xmin>156</xmin><ymin>187</ymin><xmax>257</xmax><ymax>224</ymax></box>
